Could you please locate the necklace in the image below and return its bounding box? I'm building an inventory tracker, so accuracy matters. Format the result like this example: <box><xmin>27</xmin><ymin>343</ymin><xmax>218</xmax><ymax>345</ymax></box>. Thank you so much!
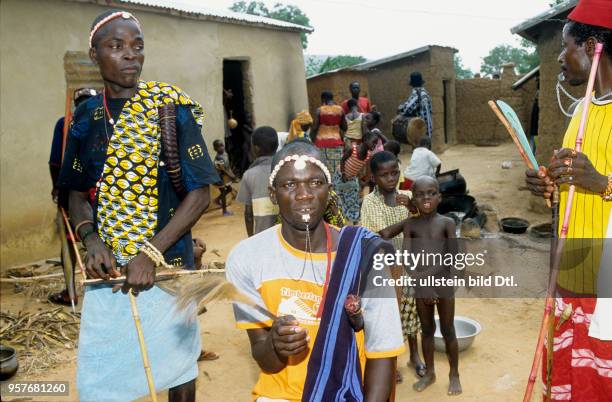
<box><xmin>557</xmin><ymin>82</ymin><xmax>612</xmax><ymax>116</ymax></box>
<box><xmin>103</xmin><ymin>88</ymin><xmax>115</xmax><ymax>126</ymax></box>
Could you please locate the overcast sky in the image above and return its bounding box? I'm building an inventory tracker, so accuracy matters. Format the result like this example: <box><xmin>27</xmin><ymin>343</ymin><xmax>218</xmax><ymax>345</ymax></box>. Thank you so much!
<box><xmin>179</xmin><ymin>0</ymin><xmax>558</xmax><ymax>73</ymax></box>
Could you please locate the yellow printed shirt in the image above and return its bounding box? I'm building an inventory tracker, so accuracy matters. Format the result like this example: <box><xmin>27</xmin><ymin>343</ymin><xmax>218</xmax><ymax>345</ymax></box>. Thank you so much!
<box><xmin>57</xmin><ymin>81</ymin><xmax>219</xmax><ymax>266</ymax></box>
<box><xmin>225</xmin><ymin>225</ymin><xmax>405</xmax><ymax>401</ymax></box>
<box><xmin>557</xmin><ymin>100</ymin><xmax>611</xmax><ymax>294</ymax></box>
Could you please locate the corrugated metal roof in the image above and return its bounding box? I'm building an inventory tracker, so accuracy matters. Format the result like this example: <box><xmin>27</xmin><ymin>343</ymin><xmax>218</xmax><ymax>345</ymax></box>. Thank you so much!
<box><xmin>68</xmin><ymin>0</ymin><xmax>313</xmax><ymax>33</ymax></box>
<box><xmin>512</xmin><ymin>65</ymin><xmax>539</xmax><ymax>90</ymax></box>
<box><xmin>307</xmin><ymin>45</ymin><xmax>456</xmax><ymax>80</ymax></box>
<box><xmin>510</xmin><ymin>0</ymin><xmax>576</xmax><ymax>40</ymax></box>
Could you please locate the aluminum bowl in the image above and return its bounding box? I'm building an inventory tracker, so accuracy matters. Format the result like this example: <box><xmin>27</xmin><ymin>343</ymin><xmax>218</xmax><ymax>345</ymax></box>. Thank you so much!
<box><xmin>434</xmin><ymin>316</ymin><xmax>481</xmax><ymax>353</ymax></box>
<box><xmin>0</xmin><ymin>345</ymin><xmax>18</xmax><ymax>380</ymax></box>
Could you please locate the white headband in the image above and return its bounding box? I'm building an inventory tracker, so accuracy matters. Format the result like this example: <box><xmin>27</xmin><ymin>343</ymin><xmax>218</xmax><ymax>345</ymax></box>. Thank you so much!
<box><xmin>89</xmin><ymin>11</ymin><xmax>141</xmax><ymax>48</ymax></box>
<box><xmin>269</xmin><ymin>155</ymin><xmax>331</xmax><ymax>187</ymax></box>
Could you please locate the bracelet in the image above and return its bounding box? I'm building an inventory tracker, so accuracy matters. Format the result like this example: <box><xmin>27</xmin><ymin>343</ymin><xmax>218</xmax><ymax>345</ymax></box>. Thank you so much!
<box><xmin>140</xmin><ymin>240</ymin><xmax>173</xmax><ymax>269</ymax></box>
<box><xmin>602</xmin><ymin>173</ymin><xmax>612</xmax><ymax>201</ymax></box>
<box><xmin>80</xmin><ymin>228</ymin><xmax>96</xmax><ymax>243</ymax></box>
<box><xmin>74</xmin><ymin>220</ymin><xmax>94</xmax><ymax>240</ymax></box>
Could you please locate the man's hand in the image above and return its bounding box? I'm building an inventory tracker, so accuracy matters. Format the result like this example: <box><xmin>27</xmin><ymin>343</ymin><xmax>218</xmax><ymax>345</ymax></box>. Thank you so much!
<box><xmin>270</xmin><ymin>315</ymin><xmax>310</xmax><ymax>359</ymax></box>
<box><xmin>525</xmin><ymin>166</ymin><xmax>554</xmax><ymax>199</ymax></box>
<box><xmin>118</xmin><ymin>252</ymin><xmax>156</xmax><ymax>295</ymax></box>
<box><xmin>547</xmin><ymin>148</ymin><xmax>608</xmax><ymax>194</ymax></box>
<box><xmin>51</xmin><ymin>188</ymin><xmax>59</xmax><ymax>203</ymax></box>
<box><xmin>83</xmin><ymin>235</ymin><xmax>120</xmax><ymax>280</ymax></box>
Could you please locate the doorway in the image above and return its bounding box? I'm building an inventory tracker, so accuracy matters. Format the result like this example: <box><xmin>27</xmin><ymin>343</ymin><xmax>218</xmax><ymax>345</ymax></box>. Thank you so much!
<box><xmin>223</xmin><ymin>59</ymin><xmax>254</xmax><ymax>176</ymax></box>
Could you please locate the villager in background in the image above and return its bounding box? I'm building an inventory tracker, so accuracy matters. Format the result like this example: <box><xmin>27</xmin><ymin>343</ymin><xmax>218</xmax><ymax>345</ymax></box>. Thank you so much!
<box><xmin>398</xmin><ymin>72</ymin><xmax>433</xmax><ymax>139</ymax></box>
<box><xmin>341</xmin><ymin>80</ymin><xmax>372</xmax><ymax>114</ymax></box>
<box><xmin>311</xmin><ymin>90</ymin><xmax>347</xmax><ymax>174</ymax></box>
<box><xmin>287</xmin><ymin>110</ymin><xmax>313</xmax><ymax>143</ymax></box>
<box><xmin>48</xmin><ymin>87</ymin><xmax>96</xmax><ymax>307</ymax></box>
<box><xmin>213</xmin><ymin>139</ymin><xmax>238</xmax><ymax>216</ymax></box>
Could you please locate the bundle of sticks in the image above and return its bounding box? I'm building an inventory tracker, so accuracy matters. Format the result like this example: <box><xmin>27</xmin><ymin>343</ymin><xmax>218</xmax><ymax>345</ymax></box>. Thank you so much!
<box><xmin>0</xmin><ymin>307</ymin><xmax>80</xmax><ymax>375</ymax></box>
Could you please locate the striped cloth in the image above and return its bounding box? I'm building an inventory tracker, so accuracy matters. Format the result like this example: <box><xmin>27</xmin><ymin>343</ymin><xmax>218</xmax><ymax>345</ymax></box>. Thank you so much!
<box><xmin>302</xmin><ymin>226</ymin><xmax>394</xmax><ymax>402</ymax></box>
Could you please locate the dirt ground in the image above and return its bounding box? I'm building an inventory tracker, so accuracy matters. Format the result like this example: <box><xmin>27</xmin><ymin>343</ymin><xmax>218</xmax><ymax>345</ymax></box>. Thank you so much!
<box><xmin>1</xmin><ymin>143</ymin><xmax>551</xmax><ymax>401</ymax></box>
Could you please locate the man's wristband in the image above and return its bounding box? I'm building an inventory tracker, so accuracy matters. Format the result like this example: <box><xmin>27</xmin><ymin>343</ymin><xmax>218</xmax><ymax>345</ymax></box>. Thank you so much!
<box><xmin>74</xmin><ymin>220</ymin><xmax>94</xmax><ymax>240</ymax></box>
<box><xmin>80</xmin><ymin>228</ymin><xmax>96</xmax><ymax>243</ymax></box>
<box><xmin>601</xmin><ymin>173</ymin><xmax>612</xmax><ymax>201</ymax></box>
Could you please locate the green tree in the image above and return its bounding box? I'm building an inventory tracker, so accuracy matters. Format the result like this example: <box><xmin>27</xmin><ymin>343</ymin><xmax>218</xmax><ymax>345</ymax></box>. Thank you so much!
<box><xmin>316</xmin><ymin>55</ymin><xmax>367</xmax><ymax>75</ymax></box>
<box><xmin>230</xmin><ymin>1</ymin><xmax>312</xmax><ymax>49</ymax></box>
<box><xmin>454</xmin><ymin>55</ymin><xmax>474</xmax><ymax>79</ymax></box>
<box><xmin>480</xmin><ymin>43</ymin><xmax>539</xmax><ymax>75</ymax></box>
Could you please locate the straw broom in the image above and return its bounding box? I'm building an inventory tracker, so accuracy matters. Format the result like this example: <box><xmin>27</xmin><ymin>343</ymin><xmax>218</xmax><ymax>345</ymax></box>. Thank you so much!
<box><xmin>522</xmin><ymin>42</ymin><xmax>604</xmax><ymax>402</ymax></box>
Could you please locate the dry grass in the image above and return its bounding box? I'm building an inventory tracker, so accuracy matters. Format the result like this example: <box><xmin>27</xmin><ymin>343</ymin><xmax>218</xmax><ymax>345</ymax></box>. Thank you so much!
<box><xmin>0</xmin><ymin>308</ymin><xmax>80</xmax><ymax>375</ymax></box>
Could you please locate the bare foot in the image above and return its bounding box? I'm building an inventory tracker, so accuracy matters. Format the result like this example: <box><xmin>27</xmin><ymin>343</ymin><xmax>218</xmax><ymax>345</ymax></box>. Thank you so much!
<box><xmin>407</xmin><ymin>359</ymin><xmax>427</xmax><ymax>377</ymax></box>
<box><xmin>413</xmin><ymin>372</ymin><xmax>436</xmax><ymax>392</ymax></box>
<box><xmin>448</xmin><ymin>374</ymin><xmax>462</xmax><ymax>395</ymax></box>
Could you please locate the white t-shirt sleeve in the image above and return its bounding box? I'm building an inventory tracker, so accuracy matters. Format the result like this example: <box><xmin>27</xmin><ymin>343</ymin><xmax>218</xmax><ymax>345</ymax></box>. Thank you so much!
<box><xmin>427</xmin><ymin>149</ymin><xmax>441</xmax><ymax>168</ymax></box>
<box><xmin>225</xmin><ymin>244</ymin><xmax>273</xmax><ymax>328</ymax></box>
<box><xmin>361</xmin><ymin>261</ymin><xmax>405</xmax><ymax>358</ymax></box>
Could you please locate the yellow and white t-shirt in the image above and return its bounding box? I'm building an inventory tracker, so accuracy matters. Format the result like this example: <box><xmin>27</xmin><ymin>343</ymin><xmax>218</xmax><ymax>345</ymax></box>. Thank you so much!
<box><xmin>557</xmin><ymin>100</ymin><xmax>611</xmax><ymax>294</ymax></box>
<box><xmin>226</xmin><ymin>225</ymin><xmax>405</xmax><ymax>402</ymax></box>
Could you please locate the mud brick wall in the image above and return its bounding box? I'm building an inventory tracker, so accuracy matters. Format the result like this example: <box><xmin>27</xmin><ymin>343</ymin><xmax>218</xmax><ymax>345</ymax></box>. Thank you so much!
<box><xmin>366</xmin><ymin>46</ymin><xmax>457</xmax><ymax>153</ymax></box>
<box><xmin>456</xmin><ymin>65</ymin><xmax>536</xmax><ymax>147</ymax></box>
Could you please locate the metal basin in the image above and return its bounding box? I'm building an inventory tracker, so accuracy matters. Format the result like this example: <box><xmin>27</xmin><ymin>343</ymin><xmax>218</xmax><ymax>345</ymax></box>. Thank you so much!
<box><xmin>434</xmin><ymin>316</ymin><xmax>481</xmax><ymax>353</ymax></box>
<box><xmin>0</xmin><ymin>345</ymin><xmax>18</xmax><ymax>380</ymax></box>
<box><xmin>500</xmin><ymin>217</ymin><xmax>529</xmax><ymax>234</ymax></box>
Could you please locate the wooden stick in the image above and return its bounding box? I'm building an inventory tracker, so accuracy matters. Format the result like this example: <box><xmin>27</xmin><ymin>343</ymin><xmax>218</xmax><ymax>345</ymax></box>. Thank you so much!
<box><xmin>81</xmin><ymin>268</ymin><xmax>225</xmax><ymax>286</ymax></box>
<box><xmin>60</xmin><ymin>207</ymin><xmax>86</xmax><ymax>279</ymax></box>
<box><xmin>488</xmin><ymin>100</ymin><xmax>535</xmax><ymax>169</ymax></box>
<box><xmin>0</xmin><ymin>273</ymin><xmax>64</xmax><ymax>283</ymax></box>
<box><xmin>129</xmin><ymin>290</ymin><xmax>158</xmax><ymax>402</ymax></box>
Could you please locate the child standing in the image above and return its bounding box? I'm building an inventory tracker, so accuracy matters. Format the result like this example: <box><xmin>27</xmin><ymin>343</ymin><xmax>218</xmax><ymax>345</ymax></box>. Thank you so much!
<box><xmin>344</xmin><ymin>98</ymin><xmax>365</xmax><ymax>146</ymax></box>
<box><xmin>360</xmin><ymin>151</ymin><xmax>425</xmax><ymax>383</ymax></box>
<box><xmin>213</xmin><ymin>139</ymin><xmax>238</xmax><ymax>216</ymax></box>
<box><xmin>333</xmin><ymin>131</ymin><xmax>377</xmax><ymax>224</ymax></box>
<box><xmin>402</xmin><ymin>176</ymin><xmax>461</xmax><ymax>396</ymax></box>
<box><xmin>236</xmin><ymin>126</ymin><xmax>279</xmax><ymax>236</ymax></box>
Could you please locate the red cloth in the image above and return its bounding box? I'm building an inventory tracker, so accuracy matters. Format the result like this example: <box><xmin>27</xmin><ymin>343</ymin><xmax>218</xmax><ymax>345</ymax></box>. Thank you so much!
<box><xmin>568</xmin><ymin>0</ymin><xmax>612</xmax><ymax>30</ymax></box>
<box><xmin>542</xmin><ymin>297</ymin><xmax>612</xmax><ymax>401</ymax></box>
<box><xmin>399</xmin><ymin>179</ymin><xmax>413</xmax><ymax>190</ymax></box>
<box><xmin>341</xmin><ymin>97</ymin><xmax>372</xmax><ymax>114</ymax></box>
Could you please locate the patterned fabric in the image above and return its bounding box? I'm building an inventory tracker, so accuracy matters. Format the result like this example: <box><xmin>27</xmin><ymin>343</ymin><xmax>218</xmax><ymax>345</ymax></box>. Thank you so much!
<box><xmin>96</xmin><ymin>81</ymin><xmax>203</xmax><ymax>264</ymax></box>
<box><xmin>400</xmin><ymin>294</ymin><xmax>421</xmax><ymax>338</ymax></box>
<box><xmin>319</xmin><ymin>146</ymin><xmax>344</xmax><ymax>176</ymax></box>
<box><xmin>343</xmin><ymin>143</ymin><xmax>371</xmax><ymax>179</ymax></box>
<box><xmin>303</xmin><ymin>227</ymin><xmax>396</xmax><ymax>402</ymax></box>
<box><xmin>398</xmin><ymin>88</ymin><xmax>433</xmax><ymax>138</ymax></box>
<box><xmin>324</xmin><ymin>189</ymin><xmax>347</xmax><ymax>227</ymax></box>
<box><xmin>542</xmin><ymin>297</ymin><xmax>612</xmax><ymax>401</ymax></box>
<box><xmin>360</xmin><ymin>187</ymin><xmax>411</xmax><ymax>251</ymax></box>
<box><xmin>333</xmin><ymin>171</ymin><xmax>361</xmax><ymax>222</ymax></box>
<box><xmin>58</xmin><ymin>81</ymin><xmax>219</xmax><ymax>267</ymax></box>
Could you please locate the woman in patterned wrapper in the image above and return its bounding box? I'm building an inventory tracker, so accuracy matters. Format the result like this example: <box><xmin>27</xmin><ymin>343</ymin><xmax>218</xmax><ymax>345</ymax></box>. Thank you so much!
<box><xmin>56</xmin><ymin>9</ymin><xmax>220</xmax><ymax>402</ymax></box>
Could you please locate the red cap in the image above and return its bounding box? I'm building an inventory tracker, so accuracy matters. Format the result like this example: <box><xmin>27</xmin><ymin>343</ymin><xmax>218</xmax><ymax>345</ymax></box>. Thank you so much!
<box><xmin>568</xmin><ymin>0</ymin><xmax>612</xmax><ymax>30</ymax></box>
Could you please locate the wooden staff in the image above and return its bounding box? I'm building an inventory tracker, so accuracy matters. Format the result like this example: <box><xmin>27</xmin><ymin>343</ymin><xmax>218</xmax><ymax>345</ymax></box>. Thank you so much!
<box><xmin>129</xmin><ymin>289</ymin><xmax>158</xmax><ymax>402</ymax></box>
<box><xmin>59</xmin><ymin>207</ymin><xmax>86</xmax><ymax>278</ymax></box>
<box><xmin>81</xmin><ymin>268</ymin><xmax>224</xmax><ymax>286</ymax></box>
<box><xmin>522</xmin><ymin>42</ymin><xmax>604</xmax><ymax>402</ymax></box>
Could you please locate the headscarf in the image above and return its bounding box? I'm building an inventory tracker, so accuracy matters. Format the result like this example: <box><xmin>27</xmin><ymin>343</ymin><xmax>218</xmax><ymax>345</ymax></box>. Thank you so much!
<box><xmin>287</xmin><ymin>110</ymin><xmax>313</xmax><ymax>142</ymax></box>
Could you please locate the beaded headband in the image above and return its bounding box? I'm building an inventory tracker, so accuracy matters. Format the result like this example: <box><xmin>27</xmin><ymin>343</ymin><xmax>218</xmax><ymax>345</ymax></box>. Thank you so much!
<box><xmin>269</xmin><ymin>155</ymin><xmax>331</xmax><ymax>187</ymax></box>
<box><xmin>89</xmin><ymin>11</ymin><xmax>141</xmax><ymax>48</ymax></box>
